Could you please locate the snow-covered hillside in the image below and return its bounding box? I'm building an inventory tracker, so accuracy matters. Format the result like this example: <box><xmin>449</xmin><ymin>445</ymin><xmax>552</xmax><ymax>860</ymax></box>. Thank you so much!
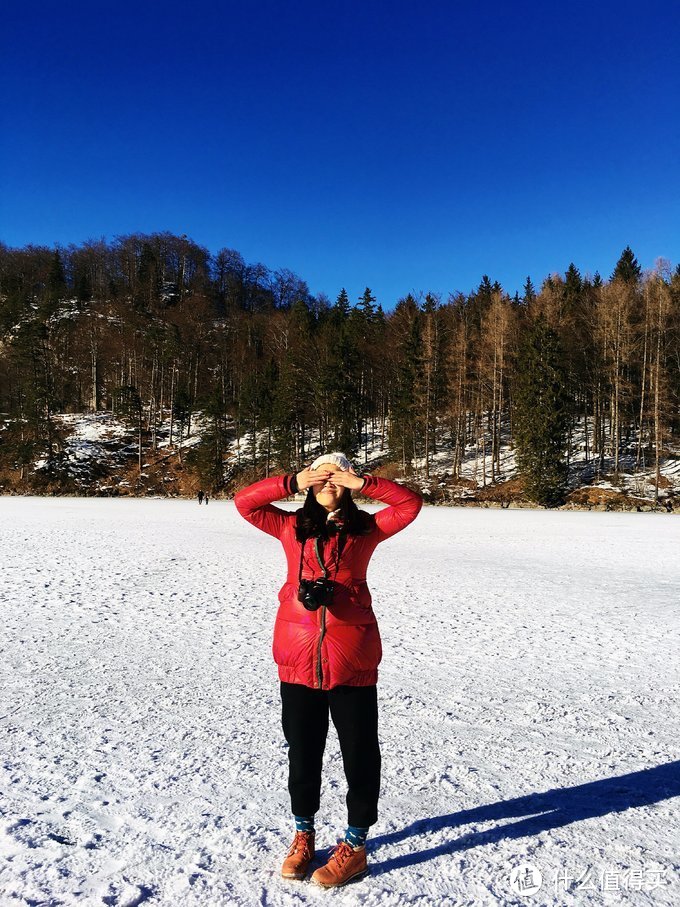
<box><xmin>1</xmin><ymin>497</ymin><xmax>678</xmax><ymax>905</ymax></box>
<box><xmin>1</xmin><ymin>409</ymin><xmax>679</xmax><ymax>510</ymax></box>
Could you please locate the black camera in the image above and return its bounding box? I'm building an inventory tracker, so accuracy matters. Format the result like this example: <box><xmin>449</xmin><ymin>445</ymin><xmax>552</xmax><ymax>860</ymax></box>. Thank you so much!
<box><xmin>298</xmin><ymin>577</ymin><xmax>335</xmax><ymax>611</ymax></box>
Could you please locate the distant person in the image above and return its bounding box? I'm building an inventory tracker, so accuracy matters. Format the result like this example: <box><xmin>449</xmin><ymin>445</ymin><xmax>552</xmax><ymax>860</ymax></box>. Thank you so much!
<box><xmin>204</xmin><ymin>494</ymin><xmax>209</xmax><ymax>505</ymax></box>
<box><xmin>234</xmin><ymin>452</ymin><xmax>422</xmax><ymax>888</ymax></box>
<box><xmin>197</xmin><ymin>490</ymin><xmax>204</xmax><ymax>505</ymax></box>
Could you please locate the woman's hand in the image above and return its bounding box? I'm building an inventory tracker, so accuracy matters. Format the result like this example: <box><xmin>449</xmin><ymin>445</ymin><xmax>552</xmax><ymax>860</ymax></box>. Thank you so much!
<box><xmin>326</xmin><ymin>466</ymin><xmax>365</xmax><ymax>492</ymax></box>
<box><xmin>296</xmin><ymin>466</ymin><xmax>334</xmax><ymax>492</ymax></box>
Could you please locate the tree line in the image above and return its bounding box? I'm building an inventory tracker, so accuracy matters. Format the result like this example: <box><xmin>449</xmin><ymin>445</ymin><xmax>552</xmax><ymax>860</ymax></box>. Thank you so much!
<box><xmin>0</xmin><ymin>234</ymin><xmax>678</xmax><ymax>504</ymax></box>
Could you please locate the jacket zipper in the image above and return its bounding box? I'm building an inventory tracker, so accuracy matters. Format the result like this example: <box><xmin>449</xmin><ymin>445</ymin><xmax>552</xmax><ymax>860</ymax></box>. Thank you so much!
<box><xmin>314</xmin><ymin>536</ymin><xmax>327</xmax><ymax>688</ymax></box>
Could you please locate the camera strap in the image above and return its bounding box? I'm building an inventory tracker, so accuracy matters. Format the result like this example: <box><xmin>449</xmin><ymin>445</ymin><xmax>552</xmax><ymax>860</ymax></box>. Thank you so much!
<box><xmin>298</xmin><ymin>530</ymin><xmax>347</xmax><ymax>585</ymax></box>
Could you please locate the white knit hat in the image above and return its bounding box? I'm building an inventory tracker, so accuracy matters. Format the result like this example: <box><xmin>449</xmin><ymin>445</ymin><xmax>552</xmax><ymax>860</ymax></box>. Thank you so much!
<box><xmin>309</xmin><ymin>451</ymin><xmax>354</xmax><ymax>471</ymax></box>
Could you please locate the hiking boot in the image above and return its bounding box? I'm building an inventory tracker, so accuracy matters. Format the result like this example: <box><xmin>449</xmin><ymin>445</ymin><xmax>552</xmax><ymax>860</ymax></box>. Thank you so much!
<box><xmin>311</xmin><ymin>839</ymin><xmax>369</xmax><ymax>888</ymax></box>
<box><xmin>281</xmin><ymin>830</ymin><xmax>316</xmax><ymax>880</ymax></box>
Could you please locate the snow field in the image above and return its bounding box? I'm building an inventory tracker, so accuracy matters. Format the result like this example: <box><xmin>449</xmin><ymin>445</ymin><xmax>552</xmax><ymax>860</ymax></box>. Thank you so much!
<box><xmin>0</xmin><ymin>497</ymin><xmax>679</xmax><ymax>906</ymax></box>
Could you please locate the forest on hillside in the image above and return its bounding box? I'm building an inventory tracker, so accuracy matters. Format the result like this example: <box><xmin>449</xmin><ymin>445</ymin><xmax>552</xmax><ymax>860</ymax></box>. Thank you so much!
<box><xmin>0</xmin><ymin>234</ymin><xmax>678</xmax><ymax>503</ymax></box>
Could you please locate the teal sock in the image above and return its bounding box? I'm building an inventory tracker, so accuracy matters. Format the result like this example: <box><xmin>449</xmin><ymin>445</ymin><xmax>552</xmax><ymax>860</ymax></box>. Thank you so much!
<box><xmin>344</xmin><ymin>824</ymin><xmax>369</xmax><ymax>848</ymax></box>
<box><xmin>294</xmin><ymin>814</ymin><xmax>315</xmax><ymax>833</ymax></box>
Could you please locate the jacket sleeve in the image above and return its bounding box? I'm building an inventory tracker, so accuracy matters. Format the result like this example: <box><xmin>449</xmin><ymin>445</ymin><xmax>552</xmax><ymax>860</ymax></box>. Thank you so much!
<box><xmin>359</xmin><ymin>474</ymin><xmax>423</xmax><ymax>540</ymax></box>
<box><xmin>233</xmin><ymin>473</ymin><xmax>297</xmax><ymax>540</ymax></box>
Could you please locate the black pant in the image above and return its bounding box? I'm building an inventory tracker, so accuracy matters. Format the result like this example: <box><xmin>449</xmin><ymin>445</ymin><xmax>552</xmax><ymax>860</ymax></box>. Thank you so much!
<box><xmin>280</xmin><ymin>681</ymin><xmax>381</xmax><ymax>828</ymax></box>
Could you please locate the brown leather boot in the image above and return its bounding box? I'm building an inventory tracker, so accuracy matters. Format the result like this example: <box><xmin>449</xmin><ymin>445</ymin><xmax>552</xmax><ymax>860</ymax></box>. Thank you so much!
<box><xmin>281</xmin><ymin>830</ymin><xmax>316</xmax><ymax>880</ymax></box>
<box><xmin>311</xmin><ymin>839</ymin><xmax>369</xmax><ymax>888</ymax></box>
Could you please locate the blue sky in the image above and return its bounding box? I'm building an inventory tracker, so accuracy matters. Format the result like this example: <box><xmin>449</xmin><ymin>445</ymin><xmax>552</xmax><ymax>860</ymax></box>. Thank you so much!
<box><xmin>1</xmin><ymin>1</ymin><xmax>678</xmax><ymax>308</ymax></box>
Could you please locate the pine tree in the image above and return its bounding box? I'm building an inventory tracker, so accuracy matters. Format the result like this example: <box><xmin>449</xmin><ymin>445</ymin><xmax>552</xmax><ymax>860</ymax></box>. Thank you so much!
<box><xmin>512</xmin><ymin>314</ymin><xmax>571</xmax><ymax>506</ymax></box>
<box><xmin>564</xmin><ymin>263</ymin><xmax>582</xmax><ymax>308</ymax></box>
<box><xmin>271</xmin><ymin>357</ymin><xmax>298</xmax><ymax>466</ymax></box>
<box><xmin>9</xmin><ymin>318</ymin><xmax>54</xmax><ymax>470</ymax></box>
<box><xmin>611</xmin><ymin>246</ymin><xmax>641</xmax><ymax>284</ymax></box>
<box><xmin>417</xmin><ymin>293</ymin><xmax>447</xmax><ymax>473</ymax></box>
<box><xmin>388</xmin><ymin>295</ymin><xmax>423</xmax><ymax>473</ymax></box>
<box><xmin>48</xmin><ymin>250</ymin><xmax>67</xmax><ymax>301</ymax></box>
<box><xmin>136</xmin><ymin>242</ymin><xmax>160</xmax><ymax>310</ymax></box>
<box><xmin>329</xmin><ymin>288</ymin><xmax>351</xmax><ymax>333</ymax></box>
<box><xmin>477</xmin><ymin>275</ymin><xmax>494</xmax><ymax>302</ymax></box>
<box><xmin>333</xmin><ymin>330</ymin><xmax>361</xmax><ymax>454</ymax></box>
<box><xmin>523</xmin><ymin>276</ymin><xmax>536</xmax><ymax>305</ymax></box>
<box><xmin>40</xmin><ymin>249</ymin><xmax>67</xmax><ymax>320</ymax></box>
<box><xmin>357</xmin><ymin>287</ymin><xmax>377</xmax><ymax>322</ymax></box>
<box><xmin>74</xmin><ymin>267</ymin><xmax>92</xmax><ymax>303</ymax></box>
<box><xmin>334</xmin><ymin>288</ymin><xmax>350</xmax><ymax>317</ymax></box>
<box><xmin>270</xmin><ymin>299</ymin><xmax>316</xmax><ymax>464</ymax></box>
<box><xmin>188</xmin><ymin>383</ymin><xmax>230</xmax><ymax>490</ymax></box>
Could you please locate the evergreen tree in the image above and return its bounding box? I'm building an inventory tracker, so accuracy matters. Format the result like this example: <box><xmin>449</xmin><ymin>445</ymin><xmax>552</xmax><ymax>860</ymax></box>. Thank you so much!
<box><xmin>136</xmin><ymin>241</ymin><xmax>160</xmax><ymax>310</ymax></box>
<box><xmin>74</xmin><ymin>267</ymin><xmax>92</xmax><ymax>303</ymax></box>
<box><xmin>512</xmin><ymin>314</ymin><xmax>571</xmax><ymax>506</ymax></box>
<box><xmin>9</xmin><ymin>318</ymin><xmax>54</xmax><ymax>466</ymax></box>
<box><xmin>334</xmin><ymin>288</ymin><xmax>350</xmax><ymax>317</ymax></box>
<box><xmin>288</xmin><ymin>297</ymin><xmax>315</xmax><ymax>335</ymax></box>
<box><xmin>316</xmin><ymin>295</ymin><xmax>363</xmax><ymax>455</ymax></box>
<box><xmin>564</xmin><ymin>263</ymin><xmax>582</xmax><ymax>308</ymax></box>
<box><xmin>188</xmin><ymin>384</ymin><xmax>230</xmax><ymax>490</ymax></box>
<box><xmin>388</xmin><ymin>295</ymin><xmax>423</xmax><ymax>472</ymax></box>
<box><xmin>418</xmin><ymin>293</ymin><xmax>447</xmax><ymax>469</ymax></box>
<box><xmin>328</xmin><ymin>288</ymin><xmax>350</xmax><ymax>333</ymax></box>
<box><xmin>332</xmin><ymin>330</ymin><xmax>361</xmax><ymax>454</ymax></box>
<box><xmin>39</xmin><ymin>249</ymin><xmax>67</xmax><ymax>321</ymax></box>
<box><xmin>477</xmin><ymin>275</ymin><xmax>494</xmax><ymax>302</ymax></box>
<box><xmin>269</xmin><ymin>299</ymin><xmax>316</xmax><ymax>465</ymax></box>
<box><xmin>523</xmin><ymin>276</ymin><xmax>536</xmax><ymax>305</ymax></box>
<box><xmin>271</xmin><ymin>357</ymin><xmax>298</xmax><ymax>466</ymax></box>
<box><xmin>478</xmin><ymin>275</ymin><xmax>492</xmax><ymax>294</ymax></box>
<box><xmin>48</xmin><ymin>250</ymin><xmax>67</xmax><ymax>301</ymax></box>
<box><xmin>357</xmin><ymin>287</ymin><xmax>377</xmax><ymax>322</ymax></box>
<box><xmin>611</xmin><ymin>246</ymin><xmax>641</xmax><ymax>284</ymax></box>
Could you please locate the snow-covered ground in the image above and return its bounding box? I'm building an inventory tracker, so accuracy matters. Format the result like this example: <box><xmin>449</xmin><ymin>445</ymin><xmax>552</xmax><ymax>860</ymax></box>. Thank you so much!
<box><xmin>12</xmin><ymin>408</ymin><xmax>680</xmax><ymax>503</ymax></box>
<box><xmin>1</xmin><ymin>497</ymin><xmax>679</xmax><ymax>906</ymax></box>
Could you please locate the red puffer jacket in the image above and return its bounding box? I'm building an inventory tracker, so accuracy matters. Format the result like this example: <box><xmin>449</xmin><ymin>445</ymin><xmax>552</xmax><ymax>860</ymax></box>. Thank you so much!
<box><xmin>234</xmin><ymin>473</ymin><xmax>423</xmax><ymax>690</ymax></box>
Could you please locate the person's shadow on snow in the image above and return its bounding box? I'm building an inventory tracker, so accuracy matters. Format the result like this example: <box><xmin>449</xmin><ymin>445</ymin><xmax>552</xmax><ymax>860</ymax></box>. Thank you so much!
<box><xmin>367</xmin><ymin>761</ymin><xmax>680</xmax><ymax>874</ymax></box>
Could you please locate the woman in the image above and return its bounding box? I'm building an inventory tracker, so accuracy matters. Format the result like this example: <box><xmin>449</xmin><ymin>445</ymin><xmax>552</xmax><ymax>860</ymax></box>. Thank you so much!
<box><xmin>234</xmin><ymin>452</ymin><xmax>423</xmax><ymax>888</ymax></box>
